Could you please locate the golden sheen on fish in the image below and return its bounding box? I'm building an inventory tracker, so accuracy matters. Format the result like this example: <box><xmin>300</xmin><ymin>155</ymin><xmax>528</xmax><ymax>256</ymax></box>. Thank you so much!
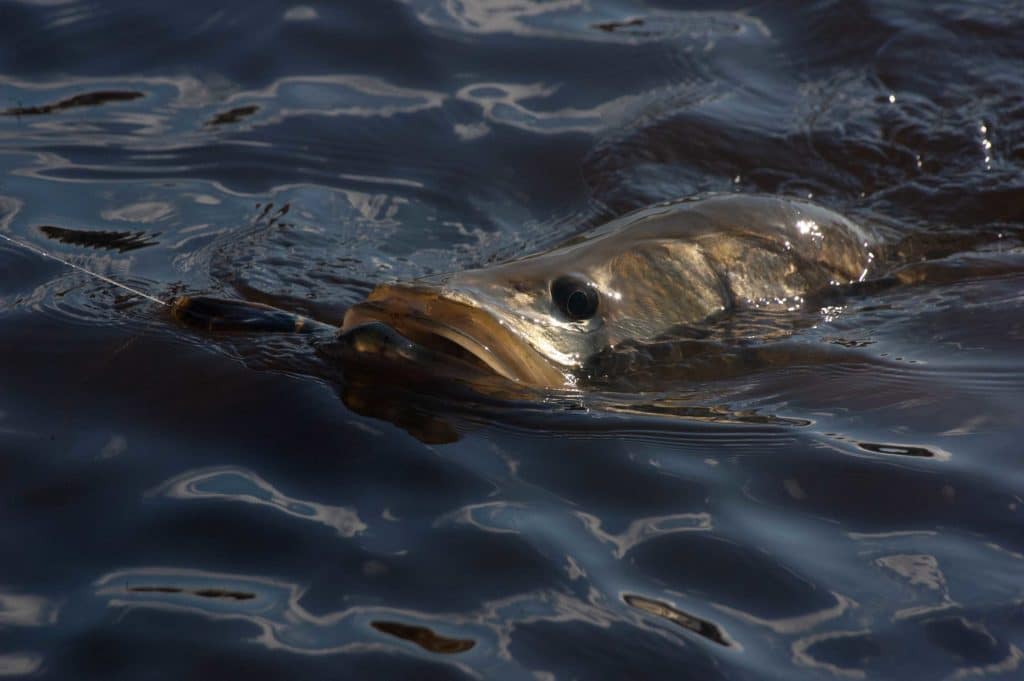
<box><xmin>342</xmin><ymin>195</ymin><xmax>880</xmax><ymax>387</ymax></box>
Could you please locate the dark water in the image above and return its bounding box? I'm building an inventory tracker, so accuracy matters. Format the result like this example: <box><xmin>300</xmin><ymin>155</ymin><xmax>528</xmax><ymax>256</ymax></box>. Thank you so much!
<box><xmin>2</xmin><ymin>0</ymin><xmax>1024</xmax><ymax>678</ymax></box>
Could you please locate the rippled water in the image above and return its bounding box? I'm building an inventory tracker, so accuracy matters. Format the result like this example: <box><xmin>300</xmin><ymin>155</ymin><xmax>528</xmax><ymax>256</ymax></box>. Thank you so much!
<box><xmin>2</xmin><ymin>0</ymin><xmax>1024</xmax><ymax>678</ymax></box>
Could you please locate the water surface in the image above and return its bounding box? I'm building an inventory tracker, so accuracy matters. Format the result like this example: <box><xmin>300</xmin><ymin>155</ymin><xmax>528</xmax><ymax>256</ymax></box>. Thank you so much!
<box><xmin>2</xmin><ymin>0</ymin><xmax>1024</xmax><ymax>678</ymax></box>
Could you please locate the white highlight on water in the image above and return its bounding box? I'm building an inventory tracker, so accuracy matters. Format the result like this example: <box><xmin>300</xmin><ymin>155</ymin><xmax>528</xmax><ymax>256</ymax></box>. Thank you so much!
<box><xmin>0</xmin><ymin>232</ymin><xmax>167</xmax><ymax>306</ymax></box>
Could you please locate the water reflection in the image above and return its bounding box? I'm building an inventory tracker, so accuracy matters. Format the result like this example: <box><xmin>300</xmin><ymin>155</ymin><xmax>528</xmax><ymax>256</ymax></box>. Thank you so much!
<box><xmin>455</xmin><ymin>81</ymin><xmax>636</xmax><ymax>135</ymax></box>
<box><xmin>400</xmin><ymin>0</ymin><xmax>768</xmax><ymax>45</ymax></box>
<box><xmin>227</xmin><ymin>74</ymin><xmax>445</xmax><ymax>124</ymax></box>
<box><xmin>1</xmin><ymin>90</ymin><xmax>143</xmax><ymax>116</ymax></box>
<box><xmin>92</xmin><ymin>567</ymin><xmax>574</xmax><ymax>673</ymax></box>
<box><xmin>923</xmin><ymin>619</ymin><xmax>1022</xmax><ymax>678</ymax></box>
<box><xmin>128</xmin><ymin>585</ymin><xmax>255</xmax><ymax>601</ymax></box>
<box><xmin>205</xmin><ymin>105</ymin><xmax>258</xmax><ymax>127</ymax></box>
<box><xmin>623</xmin><ymin>594</ymin><xmax>735</xmax><ymax>648</ymax></box>
<box><xmin>152</xmin><ymin>467</ymin><xmax>367</xmax><ymax>538</ymax></box>
<box><xmin>713</xmin><ymin>593</ymin><xmax>856</xmax><ymax>636</ymax></box>
<box><xmin>790</xmin><ymin>628</ymin><xmax>876</xmax><ymax>679</ymax></box>
<box><xmin>877</xmin><ymin>553</ymin><xmax>956</xmax><ymax>620</ymax></box>
<box><xmin>95</xmin><ymin>566</ymin><xmax>748</xmax><ymax>674</ymax></box>
<box><xmin>0</xmin><ymin>592</ymin><xmax>58</xmax><ymax>627</ymax></box>
<box><xmin>283</xmin><ymin>6</ymin><xmax>317</xmax><ymax>22</ymax></box>
<box><xmin>574</xmin><ymin>511</ymin><xmax>711</xmax><ymax>559</ymax></box>
<box><xmin>0</xmin><ymin>653</ymin><xmax>42</xmax><ymax>677</ymax></box>
<box><xmin>856</xmin><ymin>442</ymin><xmax>951</xmax><ymax>461</ymax></box>
<box><xmin>370</xmin><ymin>621</ymin><xmax>475</xmax><ymax>654</ymax></box>
<box><xmin>437</xmin><ymin>504</ymin><xmax>713</xmax><ymax>561</ymax></box>
<box><xmin>38</xmin><ymin>225</ymin><xmax>159</xmax><ymax>253</ymax></box>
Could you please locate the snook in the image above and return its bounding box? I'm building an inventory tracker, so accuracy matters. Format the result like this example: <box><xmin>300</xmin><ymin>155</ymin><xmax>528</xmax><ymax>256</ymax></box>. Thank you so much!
<box><xmin>342</xmin><ymin>194</ymin><xmax>881</xmax><ymax>388</ymax></box>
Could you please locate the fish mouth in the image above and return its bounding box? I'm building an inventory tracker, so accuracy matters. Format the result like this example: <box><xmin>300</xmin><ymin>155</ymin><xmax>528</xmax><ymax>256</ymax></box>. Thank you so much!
<box><xmin>341</xmin><ymin>283</ymin><xmax>566</xmax><ymax>387</ymax></box>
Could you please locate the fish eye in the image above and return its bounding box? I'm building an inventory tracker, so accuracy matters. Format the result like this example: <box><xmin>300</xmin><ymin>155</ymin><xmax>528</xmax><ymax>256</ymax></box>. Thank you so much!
<box><xmin>551</xmin><ymin>275</ymin><xmax>599</xmax><ymax>321</ymax></box>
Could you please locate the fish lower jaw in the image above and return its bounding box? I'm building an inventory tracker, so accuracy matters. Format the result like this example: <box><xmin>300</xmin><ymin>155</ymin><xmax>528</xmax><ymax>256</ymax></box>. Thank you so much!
<box><xmin>341</xmin><ymin>303</ymin><xmax>519</xmax><ymax>382</ymax></box>
<box><xmin>342</xmin><ymin>296</ymin><xmax>570</xmax><ymax>388</ymax></box>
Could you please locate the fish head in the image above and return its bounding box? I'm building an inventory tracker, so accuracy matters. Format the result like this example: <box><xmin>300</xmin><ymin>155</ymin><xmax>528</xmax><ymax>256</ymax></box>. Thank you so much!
<box><xmin>341</xmin><ymin>233</ymin><xmax>728</xmax><ymax>388</ymax></box>
<box><xmin>339</xmin><ymin>194</ymin><xmax>881</xmax><ymax>389</ymax></box>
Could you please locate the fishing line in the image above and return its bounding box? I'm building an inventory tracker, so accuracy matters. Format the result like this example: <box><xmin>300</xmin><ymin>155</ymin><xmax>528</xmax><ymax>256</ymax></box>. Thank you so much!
<box><xmin>0</xmin><ymin>231</ymin><xmax>168</xmax><ymax>306</ymax></box>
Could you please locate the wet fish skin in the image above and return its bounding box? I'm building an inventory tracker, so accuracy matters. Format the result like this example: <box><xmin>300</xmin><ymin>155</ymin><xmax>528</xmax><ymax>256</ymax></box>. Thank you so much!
<box><xmin>344</xmin><ymin>194</ymin><xmax>881</xmax><ymax>386</ymax></box>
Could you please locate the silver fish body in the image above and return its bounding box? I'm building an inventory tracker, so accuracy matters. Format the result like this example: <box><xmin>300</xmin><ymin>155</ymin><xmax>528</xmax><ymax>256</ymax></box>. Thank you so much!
<box><xmin>343</xmin><ymin>194</ymin><xmax>881</xmax><ymax>387</ymax></box>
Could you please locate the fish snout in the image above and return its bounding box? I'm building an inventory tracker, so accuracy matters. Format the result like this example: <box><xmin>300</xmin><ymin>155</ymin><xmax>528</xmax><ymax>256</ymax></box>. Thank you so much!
<box><xmin>341</xmin><ymin>283</ymin><xmax>567</xmax><ymax>387</ymax></box>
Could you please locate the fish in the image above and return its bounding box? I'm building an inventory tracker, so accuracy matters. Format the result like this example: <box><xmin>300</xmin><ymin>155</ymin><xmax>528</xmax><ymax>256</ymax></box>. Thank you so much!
<box><xmin>339</xmin><ymin>194</ymin><xmax>883</xmax><ymax>388</ymax></box>
<box><xmin>157</xmin><ymin>191</ymin><xmax>1022</xmax><ymax>444</ymax></box>
<box><xmin>169</xmin><ymin>192</ymin><xmax>1018</xmax><ymax>395</ymax></box>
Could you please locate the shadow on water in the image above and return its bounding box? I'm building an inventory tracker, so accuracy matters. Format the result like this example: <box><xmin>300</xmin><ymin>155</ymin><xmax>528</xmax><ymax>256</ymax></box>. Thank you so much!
<box><xmin>38</xmin><ymin>225</ymin><xmax>159</xmax><ymax>253</ymax></box>
<box><xmin>1</xmin><ymin>90</ymin><xmax>144</xmax><ymax>117</ymax></box>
